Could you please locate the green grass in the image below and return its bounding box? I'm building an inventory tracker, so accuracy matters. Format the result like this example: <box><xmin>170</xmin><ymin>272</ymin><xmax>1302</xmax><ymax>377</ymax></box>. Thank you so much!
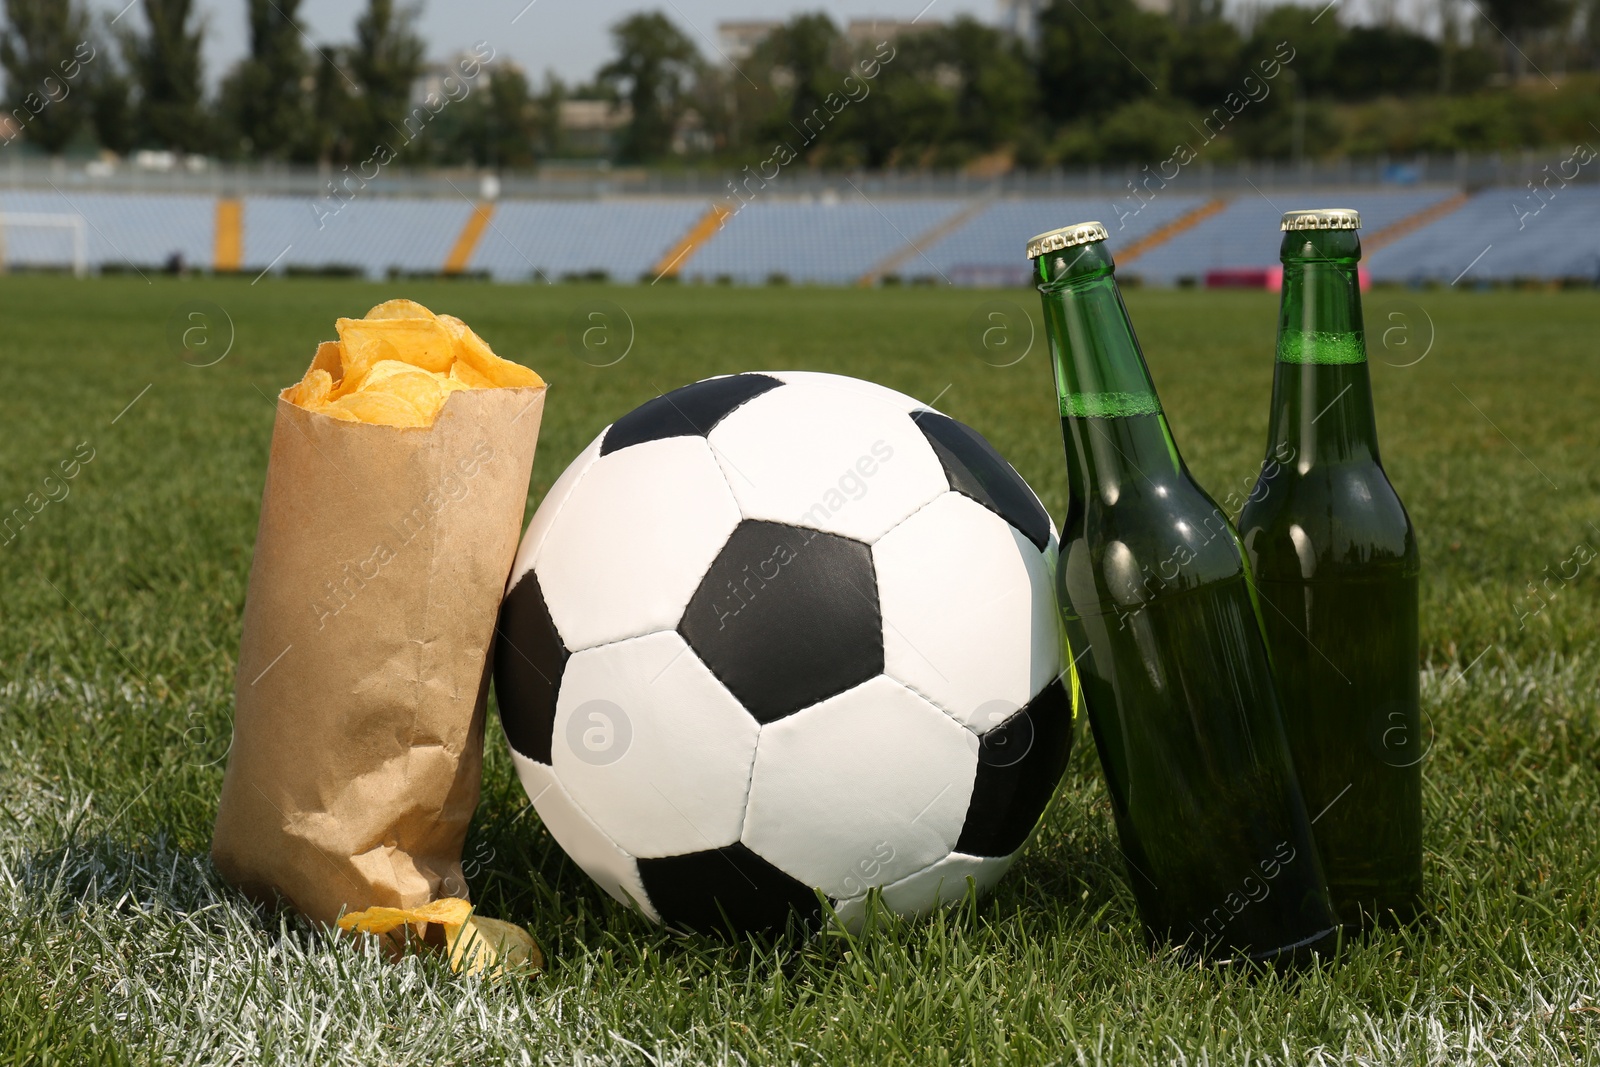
<box><xmin>0</xmin><ymin>276</ymin><xmax>1596</xmax><ymax>1065</ymax></box>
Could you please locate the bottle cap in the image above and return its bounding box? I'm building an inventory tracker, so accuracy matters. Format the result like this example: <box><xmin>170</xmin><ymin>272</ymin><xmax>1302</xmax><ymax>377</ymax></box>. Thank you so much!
<box><xmin>1281</xmin><ymin>208</ymin><xmax>1362</xmax><ymax>232</ymax></box>
<box><xmin>1026</xmin><ymin>221</ymin><xmax>1108</xmax><ymax>260</ymax></box>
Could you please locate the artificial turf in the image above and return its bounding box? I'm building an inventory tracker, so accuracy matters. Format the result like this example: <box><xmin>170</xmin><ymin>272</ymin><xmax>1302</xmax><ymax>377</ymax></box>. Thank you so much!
<box><xmin>0</xmin><ymin>276</ymin><xmax>1596</xmax><ymax>1064</ymax></box>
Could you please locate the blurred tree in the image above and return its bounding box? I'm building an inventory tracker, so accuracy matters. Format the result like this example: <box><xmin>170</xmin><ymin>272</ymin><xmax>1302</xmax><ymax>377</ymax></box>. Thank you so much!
<box><xmin>1429</xmin><ymin>0</ymin><xmax>1499</xmax><ymax>91</ymax></box>
<box><xmin>770</xmin><ymin>13</ymin><xmax>841</xmax><ymax>138</ymax></box>
<box><xmin>1169</xmin><ymin>17</ymin><xmax>1243</xmax><ymax>105</ymax></box>
<box><xmin>1437</xmin><ymin>0</ymin><xmax>1464</xmax><ymax>91</ymax></box>
<box><xmin>1478</xmin><ymin>0</ymin><xmax>1574</xmax><ymax>35</ymax></box>
<box><xmin>1036</xmin><ymin>0</ymin><xmax>1174</xmax><ymax>122</ymax></box>
<box><xmin>124</xmin><ymin>0</ymin><xmax>210</xmax><ymax>152</ymax></box>
<box><xmin>0</xmin><ymin>0</ymin><xmax>92</xmax><ymax>155</ymax></box>
<box><xmin>942</xmin><ymin>16</ymin><xmax>1036</xmax><ymax>151</ymax></box>
<box><xmin>1244</xmin><ymin>5</ymin><xmax>1343</xmax><ymax>96</ymax></box>
<box><xmin>1231</xmin><ymin>97</ymin><xmax>1338</xmax><ymax>159</ymax></box>
<box><xmin>537</xmin><ymin>74</ymin><xmax>568</xmax><ymax>157</ymax></box>
<box><xmin>1477</xmin><ymin>0</ymin><xmax>1573</xmax><ymax>77</ymax></box>
<box><xmin>1410</xmin><ymin>91</ymin><xmax>1524</xmax><ymax>151</ymax></box>
<box><xmin>1</xmin><ymin>0</ymin><xmax>1581</xmax><ymax>170</ymax></box>
<box><xmin>303</xmin><ymin>44</ymin><xmax>357</xmax><ymax>162</ymax></box>
<box><xmin>846</xmin><ymin>43</ymin><xmax>954</xmax><ymax>167</ymax></box>
<box><xmin>443</xmin><ymin>63</ymin><xmax>540</xmax><ymax>168</ymax></box>
<box><xmin>727</xmin><ymin>14</ymin><xmax>837</xmax><ymax>161</ymax></box>
<box><xmin>837</xmin><ymin>20</ymin><xmax>1032</xmax><ymax>167</ymax></box>
<box><xmin>1579</xmin><ymin>0</ymin><xmax>1600</xmax><ymax>69</ymax></box>
<box><xmin>88</xmin><ymin>57</ymin><xmax>136</xmax><ymax>156</ymax></box>
<box><xmin>1171</xmin><ymin>0</ymin><xmax>1227</xmax><ymax>27</ymax></box>
<box><xmin>1333</xmin><ymin>26</ymin><xmax>1442</xmax><ymax>97</ymax></box>
<box><xmin>484</xmin><ymin>65</ymin><xmax>539</xmax><ymax>168</ymax></box>
<box><xmin>347</xmin><ymin>0</ymin><xmax>424</xmax><ymax>156</ymax></box>
<box><xmin>1093</xmin><ymin>96</ymin><xmax>1202</xmax><ymax>162</ymax></box>
<box><xmin>682</xmin><ymin>59</ymin><xmax>735</xmax><ymax>155</ymax></box>
<box><xmin>218</xmin><ymin>0</ymin><xmax>308</xmax><ymax>160</ymax></box>
<box><xmin>599</xmin><ymin>12</ymin><xmax>701</xmax><ymax>162</ymax></box>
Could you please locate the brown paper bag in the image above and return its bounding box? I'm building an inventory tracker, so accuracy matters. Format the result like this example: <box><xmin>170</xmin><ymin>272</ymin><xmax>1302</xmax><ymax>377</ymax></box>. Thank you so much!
<box><xmin>213</xmin><ymin>385</ymin><xmax>545</xmax><ymax>925</ymax></box>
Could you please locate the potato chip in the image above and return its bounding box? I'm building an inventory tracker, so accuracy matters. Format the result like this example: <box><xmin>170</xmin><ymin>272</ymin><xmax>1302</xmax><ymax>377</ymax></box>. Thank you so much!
<box><xmin>283</xmin><ymin>300</ymin><xmax>542</xmax><ymax>427</ymax></box>
<box><xmin>310</xmin><ymin>341</ymin><xmax>344</xmax><ymax>383</ymax></box>
<box><xmin>337</xmin><ymin>907</ymin><xmax>419</xmax><ymax>937</ymax></box>
<box><xmin>438</xmin><ymin>314</ymin><xmax>544</xmax><ymax>389</ymax></box>
<box><xmin>339</xmin><ymin>898</ymin><xmax>541</xmax><ymax>978</ymax></box>
<box><xmin>448</xmin><ymin>360</ymin><xmax>497</xmax><ymax>391</ymax></box>
<box><xmin>337</xmin><ymin>897</ymin><xmax>473</xmax><ymax>937</ymax></box>
<box><xmin>363</xmin><ymin>360</ymin><xmax>435</xmax><ymax>386</ymax></box>
<box><xmin>336</xmin><ymin>316</ymin><xmax>455</xmax><ymax>377</ymax></box>
<box><xmin>365</xmin><ymin>298</ymin><xmax>438</xmax><ymax>321</ymax></box>
<box><xmin>283</xmin><ymin>368</ymin><xmax>333</xmax><ymax>409</ymax></box>
<box><xmin>450</xmin><ymin>915</ymin><xmax>542</xmax><ymax>977</ymax></box>
<box><xmin>321</xmin><ymin>389</ymin><xmax>429</xmax><ymax>427</ymax></box>
<box><xmin>408</xmin><ymin>897</ymin><xmax>477</xmax><ymax>926</ymax></box>
<box><xmin>363</xmin><ymin>368</ymin><xmax>449</xmax><ymax>423</ymax></box>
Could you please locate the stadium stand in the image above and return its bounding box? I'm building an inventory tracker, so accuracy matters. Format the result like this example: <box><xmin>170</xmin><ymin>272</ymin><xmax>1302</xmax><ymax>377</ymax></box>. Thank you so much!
<box><xmin>470</xmin><ymin>199</ymin><xmax>709</xmax><ymax>282</ymax></box>
<box><xmin>917</xmin><ymin>194</ymin><xmax>1210</xmax><ymax>286</ymax></box>
<box><xmin>679</xmin><ymin>198</ymin><xmax>970</xmax><ymax>284</ymax></box>
<box><xmin>1368</xmin><ymin>185</ymin><xmax>1600</xmax><ymax>284</ymax></box>
<box><xmin>0</xmin><ymin>183</ymin><xmax>1591</xmax><ymax>286</ymax></box>
<box><xmin>242</xmin><ymin>196</ymin><xmax>476</xmax><ymax>279</ymax></box>
<box><xmin>0</xmin><ymin>190</ymin><xmax>214</xmax><ymax>272</ymax></box>
<box><xmin>1128</xmin><ymin>188</ymin><xmax>1460</xmax><ymax>286</ymax></box>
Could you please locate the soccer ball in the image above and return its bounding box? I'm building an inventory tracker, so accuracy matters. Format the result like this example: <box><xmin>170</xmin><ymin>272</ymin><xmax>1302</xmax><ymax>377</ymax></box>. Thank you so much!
<box><xmin>494</xmin><ymin>371</ymin><xmax>1075</xmax><ymax>933</ymax></box>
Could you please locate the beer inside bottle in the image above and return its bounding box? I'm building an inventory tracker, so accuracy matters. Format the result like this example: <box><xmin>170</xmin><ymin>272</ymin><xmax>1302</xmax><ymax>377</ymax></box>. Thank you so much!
<box><xmin>1030</xmin><ymin>222</ymin><xmax>1338</xmax><ymax>963</ymax></box>
<box><xmin>1238</xmin><ymin>210</ymin><xmax>1423</xmax><ymax>927</ymax></box>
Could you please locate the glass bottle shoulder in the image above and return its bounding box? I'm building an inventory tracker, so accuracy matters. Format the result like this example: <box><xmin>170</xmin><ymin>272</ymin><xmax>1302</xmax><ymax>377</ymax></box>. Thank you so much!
<box><xmin>1239</xmin><ymin>457</ymin><xmax>1418</xmax><ymax>581</ymax></box>
<box><xmin>1058</xmin><ymin>468</ymin><xmax>1246</xmax><ymax>619</ymax></box>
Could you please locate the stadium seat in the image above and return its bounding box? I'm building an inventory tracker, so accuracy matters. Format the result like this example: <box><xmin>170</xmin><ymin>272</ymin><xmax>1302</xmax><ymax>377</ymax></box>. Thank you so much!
<box><xmin>0</xmin><ymin>184</ymin><xmax>1590</xmax><ymax>287</ymax></box>
<box><xmin>682</xmin><ymin>198</ymin><xmax>971</xmax><ymax>285</ymax></box>
<box><xmin>920</xmin><ymin>194</ymin><xmax>1210</xmax><ymax>286</ymax></box>
<box><xmin>0</xmin><ymin>190</ymin><xmax>214</xmax><ymax>272</ymax></box>
<box><xmin>1370</xmin><ymin>186</ymin><xmax>1600</xmax><ymax>284</ymax></box>
<box><xmin>471</xmin><ymin>199</ymin><xmax>710</xmax><ymax>282</ymax></box>
<box><xmin>1132</xmin><ymin>188</ymin><xmax>1459</xmax><ymax>287</ymax></box>
<box><xmin>242</xmin><ymin>196</ymin><xmax>476</xmax><ymax>280</ymax></box>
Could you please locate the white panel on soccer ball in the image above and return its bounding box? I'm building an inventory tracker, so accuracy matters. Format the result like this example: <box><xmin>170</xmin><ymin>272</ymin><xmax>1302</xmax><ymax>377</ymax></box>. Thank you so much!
<box><xmin>830</xmin><ymin>850</ymin><xmax>1016</xmax><ymax>931</ymax></box>
<box><xmin>874</xmin><ymin>492</ymin><xmax>1061</xmax><ymax>731</ymax></box>
<box><xmin>509</xmin><ymin>750</ymin><xmax>659</xmax><ymax>921</ymax></box>
<box><xmin>553</xmin><ymin>631</ymin><xmax>759</xmax><ymax>860</ymax></box>
<box><xmin>707</xmin><ymin>383</ymin><xmax>948</xmax><ymax>544</ymax></box>
<box><xmin>742</xmin><ymin>675</ymin><xmax>978</xmax><ymax>898</ymax></box>
<box><xmin>508</xmin><ymin>434</ymin><xmax>604</xmax><ymax>591</ymax></box>
<box><xmin>768</xmin><ymin>371</ymin><xmax>943</xmax><ymax>417</ymax></box>
<box><xmin>534</xmin><ymin>436</ymin><xmax>740</xmax><ymax>650</ymax></box>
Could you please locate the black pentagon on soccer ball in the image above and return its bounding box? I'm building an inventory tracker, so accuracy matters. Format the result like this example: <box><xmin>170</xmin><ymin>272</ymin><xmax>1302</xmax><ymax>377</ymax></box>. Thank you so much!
<box><xmin>913</xmin><ymin>412</ymin><xmax>1052</xmax><ymax>551</ymax></box>
<box><xmin>637</xmin><ymin>842</ymin><xmax>823</xmax><ymax>934</ymax></box>
<box><xmin>956</xmin><ymin>680</ymin><xmax>1075</xmax><ymax>857</ymax></box>
<box><xmin>600</xmin><ymin>373</ymin><xmax>783</xmax><ymax>455</ymax></box>
<box><xmin>679</xmin><ymin>520</ymin><xmax>882</xmax><ymax>724</ymax></box>
<box><xmin>493</xmin><ymin>569</ymin><xmax>568</xmax><ymax>765</ymax></box>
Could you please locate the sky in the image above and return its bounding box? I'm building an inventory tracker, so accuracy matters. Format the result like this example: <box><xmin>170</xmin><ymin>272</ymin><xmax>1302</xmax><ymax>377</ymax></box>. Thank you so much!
<box><xmin>80</xmin><ymin>0</ymin><xmax>1441</xmax><ymax>89</ymax></box>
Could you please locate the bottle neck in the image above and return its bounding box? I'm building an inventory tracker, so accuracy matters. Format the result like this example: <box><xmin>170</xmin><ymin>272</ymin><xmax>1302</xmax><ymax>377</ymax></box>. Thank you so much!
<box><xmin>1269</xmin><ymin>229</ymin><xmax>1381</xmax><ymax>468</ymax></box>
<box><xmin>1036</xmin><ymin>241</ymin><xmax>1184</xmax><ymax>509</ymax></box>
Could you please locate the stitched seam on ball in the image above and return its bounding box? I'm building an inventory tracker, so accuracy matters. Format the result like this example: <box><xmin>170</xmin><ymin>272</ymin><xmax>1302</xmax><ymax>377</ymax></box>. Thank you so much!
<box><xmin>887</xmin><ymin>672</ymin><xmax>987</xmax><ymax>741</ymax></box>
<box><xmin>520</xmin><ymin>760</ymin><xmax>660</xmax><ymax>920</ymax></box>
<box><xmin>729</xmin><ymin>716</ymin><xmax>762</xmax><ymax>847</ymax></box>
<box><xmin>832</xmin><ymin>851</ymin><xmax>984</xmax><ymax>909</ymax></box>
<box><xmin>866</xmin><ymin>485</ymin><xmax>949</xmax><ymax>548</ymax></box>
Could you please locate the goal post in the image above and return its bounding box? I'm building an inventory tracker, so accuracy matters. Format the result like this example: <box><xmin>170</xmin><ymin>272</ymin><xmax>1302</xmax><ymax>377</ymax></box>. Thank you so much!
<box><xmin>0</xmin><ymin>212</ymin><xmax>89</xmax><ymax>277</ymax></box>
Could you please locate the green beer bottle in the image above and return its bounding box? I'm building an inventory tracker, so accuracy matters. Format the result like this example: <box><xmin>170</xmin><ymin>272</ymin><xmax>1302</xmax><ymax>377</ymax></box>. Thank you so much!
<box><xmin>1238</xmin><ymin>209</ymin><xmax>1423</xmax><ymax>927</ymax></box>
<box><xmin>1030</xmin><ymin>221</ymin><xmax>1338</xmax><ymax>963</ymax></box>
